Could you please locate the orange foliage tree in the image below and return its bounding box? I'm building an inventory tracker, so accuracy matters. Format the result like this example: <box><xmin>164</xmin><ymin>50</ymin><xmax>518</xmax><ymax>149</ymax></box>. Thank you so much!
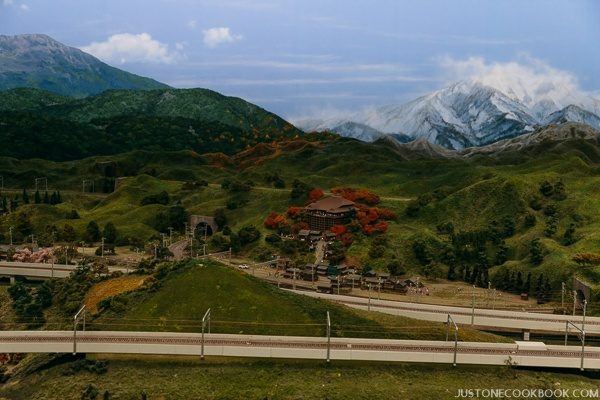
<box><xmin>330</xmin><ymin>224</ymin><xmax>347</xmax><ymax>236</ymax></box>
<box><xmin>308</xmin><ymin>188</ymin><xmax>324</xmax><ymax>202</ymax></box>
<box><xmin>286</xmin><ymin>206</ymin><xmax>303</xmax><ymax>219</ymax></box>
<box><xmin>264</xmin><ymin>212</ymin><xmax>288</xmax><ymax>230</ymax></box>
<box><xmin>332</xmin><ymin>187</ymin><xmax>380</xmax><ymax>206</ymax></box>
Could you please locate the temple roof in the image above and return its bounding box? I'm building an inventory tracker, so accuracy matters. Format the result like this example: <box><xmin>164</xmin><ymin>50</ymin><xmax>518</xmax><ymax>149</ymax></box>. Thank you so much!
<box><xmin>305</xmin><ymin>196</ymin><xmax>355</xmax><ymax>213</ymax></box>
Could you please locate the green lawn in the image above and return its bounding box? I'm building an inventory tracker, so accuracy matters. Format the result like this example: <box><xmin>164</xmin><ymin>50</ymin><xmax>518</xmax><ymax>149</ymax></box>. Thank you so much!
<box><xmin>1</xmin><ymin>355</ymin><xmax>598</xmax><ymax>400</ymax></box>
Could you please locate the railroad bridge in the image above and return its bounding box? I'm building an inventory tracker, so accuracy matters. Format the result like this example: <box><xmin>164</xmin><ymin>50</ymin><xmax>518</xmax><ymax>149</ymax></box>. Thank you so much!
<box><xmin>573</xmin><ymin>276</ymin><xmax>592</xmax><ymax>307</ymax></box>
<box><xmin>189</xmin><ymin>215</ymin><xmax>218</xmax><ymax>236</ymax></box>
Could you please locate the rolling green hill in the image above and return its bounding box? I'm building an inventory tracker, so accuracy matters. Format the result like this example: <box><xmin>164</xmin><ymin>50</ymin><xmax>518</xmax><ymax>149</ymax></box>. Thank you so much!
<box><xmin>0</xmin><ymin>87</ymin><xmax>302</xmax><ymax>160</ymax></box>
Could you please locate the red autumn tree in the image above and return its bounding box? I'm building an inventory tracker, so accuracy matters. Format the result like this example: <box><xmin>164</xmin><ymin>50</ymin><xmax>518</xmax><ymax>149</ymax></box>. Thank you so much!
<box><xmin>286</xmin><ymin>206</ymin><xmax>303</xmax><ymax>218</ymax></box>
<box><xmin>340</xmin><ymin>232</ymin><xmax>354</xmax><ymax>247</ymax></box>
<box><xmin>264</xmin><ymin>212</ymin><xmax>288</xmax><ymax>230</ymax></box>
<box><xmin>308</xmin><ymin>188</ymin><xmax>324</xmax><ymax>202</ymax></box>
<box><xmin>330</xmin><ymin>224</ymin><xmax>347</xmax><ymax>236</ymax></box>
<box><xmin>331</xmin><ymin>187</ymin><xmax>380</xmax><ymax>205</ymax></box>
<box><xmin>374</xmin><ymin>207</ymin><xmax>397</xmax><ymax>220</ymax></box>
<box><xmin>291</xmin><ymin>221</ymin><xmax>310</xmax><ymax>234</ymax></box>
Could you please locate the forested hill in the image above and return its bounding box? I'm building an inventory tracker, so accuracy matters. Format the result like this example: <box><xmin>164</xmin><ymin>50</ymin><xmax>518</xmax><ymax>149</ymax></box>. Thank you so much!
<box><xmin>0</xmin><ymin>88</ymin><xmax>302</xmax><ymax>161</ymax></box>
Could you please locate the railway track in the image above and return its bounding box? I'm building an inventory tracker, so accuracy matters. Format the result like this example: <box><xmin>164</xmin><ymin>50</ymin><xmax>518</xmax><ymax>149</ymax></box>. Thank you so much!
<box><xmin>1</xmin><ymin>332</ymin><xmax>599</xmax><ymax>360</ymax></box>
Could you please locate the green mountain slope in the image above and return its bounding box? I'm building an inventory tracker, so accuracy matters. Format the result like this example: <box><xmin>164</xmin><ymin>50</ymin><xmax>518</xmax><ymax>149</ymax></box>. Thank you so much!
<box><xmin>0</xmin><ymin>88</ymin><xmax>302</xmax><ymax>160</ymax></box>
<box><xmin>0</xmin><ymin>34</ymin><xmax>168</xmax><ymax>97</ymax></box>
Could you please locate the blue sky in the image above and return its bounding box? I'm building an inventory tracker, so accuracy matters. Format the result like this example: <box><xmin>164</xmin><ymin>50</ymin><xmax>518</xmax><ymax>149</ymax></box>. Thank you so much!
<box><xmin>1</xmin><ymin>0</ymin><xmax>599</xmax><ymax>117</ymax></box>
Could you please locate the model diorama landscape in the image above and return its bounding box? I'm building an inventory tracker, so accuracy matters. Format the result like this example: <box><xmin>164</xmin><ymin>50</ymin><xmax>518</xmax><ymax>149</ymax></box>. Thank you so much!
<box><xmin>1</xmin><ymin>6</ymin><xmax>600</xmax><ymax>398</ymax></box>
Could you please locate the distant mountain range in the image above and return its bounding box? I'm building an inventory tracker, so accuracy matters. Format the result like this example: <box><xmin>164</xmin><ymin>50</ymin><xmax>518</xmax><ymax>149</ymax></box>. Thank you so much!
<box><xmin>0</xmin><ymin>34</ymin><xmax>168</xmax><ymax>97</ymax></box>
<box><xmin>376</xmin><ymin>122</ymin><xmax>600</xmax><ymax>161</ymax></box>
<box><xmin>296</xmin><ymin>80</ymin><xmax>600</xmax><ymax>149</ymax></box>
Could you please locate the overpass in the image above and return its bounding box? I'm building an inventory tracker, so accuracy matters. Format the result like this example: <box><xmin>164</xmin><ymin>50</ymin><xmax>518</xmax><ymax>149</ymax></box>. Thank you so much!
<box><xmin>0</xmin><ymin>330</ymin><xmax>598</xmax><ymax>370</ymax></box>
<box><xmin>0</xmin><ymin>261</ymin><xmax>130</xmax><ymax>281</ymax></box>
<box><xmin>290</xmin><ymin>290</ymin><xmax>600</xmax><ymax>335</ymax></box>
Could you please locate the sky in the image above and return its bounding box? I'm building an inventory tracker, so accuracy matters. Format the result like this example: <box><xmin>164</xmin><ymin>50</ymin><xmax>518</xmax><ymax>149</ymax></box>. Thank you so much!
<box><xmin>1</xmin><ymin>0</ymin><xmax>600</xmax><ymax>118</ymax></box>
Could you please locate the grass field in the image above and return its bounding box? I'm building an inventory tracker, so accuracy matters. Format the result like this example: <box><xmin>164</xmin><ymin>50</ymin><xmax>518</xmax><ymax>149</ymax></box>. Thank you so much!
<box><xmin>1</xmin><ymin>355</ymin><xmax>598</xmax><ymax>400</ymax></box>
<box><xmin>91</xmin><ymin>260</ymin><xmax>505</xmax><ymax>342</ymax></box>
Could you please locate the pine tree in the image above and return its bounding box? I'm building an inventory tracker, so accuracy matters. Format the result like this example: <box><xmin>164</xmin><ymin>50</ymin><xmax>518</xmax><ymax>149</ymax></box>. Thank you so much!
<box><xmin>34</xmin><ymin>190</ymin><xmax>41</xmax><ymax>204</ymax></box>
<box><xmin>530</xmin><ymin>239</ymin><xmax>544</xmax><ymax>265</ymax></box>
<box><xmin>523</xmin><ymin>272</ymin><xmax>532</xmax><ymax>294</ymax></box>
<box><xmin>563</xmin><ymin>223</ymin><xmax>576</xmax><ymax>245</ymax></box>
<box><xmin>56</xmin><ymin>191</ymin><xmax>62</xmax><ymax>203</ymax></box>
<box><xmin>22</xmin><ymin>189</ymin><xmax>29</xmax><ymax>204</ymax></box>
<box><xmin>516</xmin><ymin>271</ymin><xmax>523</xmax><ymax>293</ymax></box>
<box><xmin>43</xmin><ymin>191</ymin><xmax>50</xmax><ymax>204</ymax></box>
<box><xmin>535</xmin><ymin>273</ymin><xmax>544</xmax><ymax>303</ymax></box>
<box><xmin>495</xmin><ymin>241</ymin><xmax>509</xmax><ymax>265</ymax></box>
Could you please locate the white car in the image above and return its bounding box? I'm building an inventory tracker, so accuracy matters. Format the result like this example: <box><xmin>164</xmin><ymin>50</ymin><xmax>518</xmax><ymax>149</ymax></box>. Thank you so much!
<box><xmin>238</xmin><ymin>264</ymin><xmax>249</xmax><ymax>269</ymax></box>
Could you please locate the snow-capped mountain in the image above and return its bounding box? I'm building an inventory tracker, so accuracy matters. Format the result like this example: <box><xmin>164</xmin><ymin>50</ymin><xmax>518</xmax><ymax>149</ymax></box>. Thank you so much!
<box><xmin>295</xmin><ymin>80</ymin><xmax>600</xmax><ymax>149</ymax></box>
<box><xmin>542</xmin><ymin>105</ymin><xmax>600</xmax><ymax>128</ymax></box>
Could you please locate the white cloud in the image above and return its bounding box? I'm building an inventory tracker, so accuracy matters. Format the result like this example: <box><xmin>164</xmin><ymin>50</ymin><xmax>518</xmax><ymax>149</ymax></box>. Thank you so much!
<box><xmin>187</xmin><ymin>20</ymin><xmax>197</xmax><ymax>29</ymax></box>
<box><xmin>19</xmin><ymin>3</ymin><xmax>28</xmax><ymax>11</ymax></box>
<box><xmin>439</xmin><ymin>55</ymin><xmax>583</xmax><ymax>108</ymax></box>
<box><xmin>202</xmin><ymin>27</ymin><xmax>242</xmax><ymax>48</ymax></box>
<box><xmin>81</xmin><ymin>33</ymin><xmax>180</xmax><ymax>64</ymax></box>
<box><xmin>2</xmin><ymin>0</ymin><xmax>14</xmax><ymax>6</ymax></box>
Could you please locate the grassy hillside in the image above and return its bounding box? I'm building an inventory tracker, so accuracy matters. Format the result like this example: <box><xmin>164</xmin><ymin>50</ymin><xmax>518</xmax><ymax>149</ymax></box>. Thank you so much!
<box><xmin>92</xmin><ymin>260</ymin><xmax>504</xmax><ymax>342</ymax></box>
<box><xmin>2</xmin><ymin>356</ymin><xmax>598</xmax><ymax>400</ymax></box>
<box><xmin>0</xmin><ymin>132</ymin><xmax>599</xmax><ymax>301</ymax></box>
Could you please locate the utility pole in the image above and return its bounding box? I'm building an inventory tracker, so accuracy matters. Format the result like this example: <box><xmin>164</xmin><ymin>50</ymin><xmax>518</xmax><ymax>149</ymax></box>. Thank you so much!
<box><xmin>326</xmin><ymin>311</ymin><xmax>331</xmax><ymax>363</ymax></box>
<box><xmin>8</xmin><ymin>226</ymin><xmax>13</xmax><ymax>246</ymax></box>
<box><xmin>573</xmin><ymin>290</ymin><xmax>578</xmax><ymax>316</ymax></box>
<box><xmin>471</xmin><ymin>285</ymin><xmax>476</xmax><ymax>326</ymax></box>
<box><xmin>101</xmin><ymin>237</ymin><xmax>105</xmax><ymax>259</ymax></box>
<box><xmin>582</xmin><ymin>299</ymin><xmax>588</xmax><ymax>332</ymax></box>
<box><xmin>168</xmin><ymin>227</ymin><xmax>174</xmax><ymax>245</ymax></box>
<box><xmin>201</xmin><ymin>308</ymin><xmax>211</xmax><ymax>360</ymax></box>
<box><xmin>561</xmin><ymin>282</ymin><xmax>566</xmax><ymax>314</ymax></box>
<box><xmin>30</xmin><ymin>234</ymin><xmax>35</xmax><ymax>247</ymax></box>
<box><xmin>488</xmin><ymin>281</ymin><xmax>492</xmax><ymax>308</ymax></box>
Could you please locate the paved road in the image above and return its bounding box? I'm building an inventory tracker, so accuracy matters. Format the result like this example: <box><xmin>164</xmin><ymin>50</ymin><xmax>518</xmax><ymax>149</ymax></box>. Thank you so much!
<box><xmin>0</xmin><ymin>330</ymin><xmax>597</xmax><ymax>369</ymax></box>
<box><xmin>290</xmin><ymin>290</ymin><xmax>600</xmax><ymax>334</ymax></box>
<box><xmin>168</xmin><ymin>239</ymin><xmax>188</xmax><ymax>260</ymax></box>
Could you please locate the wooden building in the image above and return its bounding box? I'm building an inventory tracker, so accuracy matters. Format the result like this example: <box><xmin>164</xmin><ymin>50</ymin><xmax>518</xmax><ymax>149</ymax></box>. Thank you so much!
<box><xmin>304</xmin><ymin>196</ymin><xmax>355</xmax><ymax>231</ymax></box>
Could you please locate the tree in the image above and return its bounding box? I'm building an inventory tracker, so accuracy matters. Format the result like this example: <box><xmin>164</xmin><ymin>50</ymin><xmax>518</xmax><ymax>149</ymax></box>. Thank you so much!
<box><xmin>523</xmin><ymin>213</ymin><xmax>536</xmax><ymax>228</ymax></box>
<box><xmin>328</xmin><ymin>241</ymin><xmax>346</xmax><ymax>265</ymax></box>
<box><xmin>34</xmin><ymin>190</ymin><xmax>41</xmax><ymax>204</ymax></box>
<box><xmin>213</xmin><ymin>208</ymin><xmax>228</xmax><ymax>230</ymax></box>
<box><xmin>563</xmin><ymin>223</ymin><xmax>577</xmax><ymax>245</ymax></box>
<box><xmin>494</xmin><ymin>241</ymin><xmax>509</xmax><ymax>265</ymax></box>
<box><xmin>412</xmin><ymin>239</ymin><xmax>431</xmax><ymax>266</ymax></box>
<box><xmin>43</xmin><ymin>191</ymin><xmax>50</xmax><ymax>204</ymax></box>
<box><xmin>523</xmin><ymin>272</ymin><xmax>532</xmax><ymax>295</ymax></box>
<box><xmin>22</xmin><ymin>188</ymin><xmax>29</xmax><ymax>204</ymax></box>
<box><xmin>85</xmin><ymin>221</ymin><xmax>101</xmax><ymax>243</ymax></box>
<box><xmin>530</xmin><ymin>238</ymin><xmax>544</xmax><ymax>265</ymax></box>
<box><xmin>368</xmin><ymin>244</ymin><xmax>385</xmax><ymax>259</ymax></box>
<box><xmin>539</xmin><ymin>181</ymin><xmax>554</xmax><ymax>197</ymax></box>
<box><xmin>61</xmin><ymin>224</ymin><xmax>76</xmax><ymax>242</ymax></box>
<box><xmin>544</xmin><ymin>216</ymin><xmax>557</xmax><ymax>237</ymax></box>
<box><xmin>103</xmin><ymin>222</ymin><xmax>118</xmax><ymax>244</ymax></box>
<box><xmin>237</xmin><ymin>225</ymin><xmax>261</xmax><ymax>246</ymax></box>
<box><xmin>386</xmin><ymin>258</ymin><xmax>405</xmax><ymax>276</ymax></box>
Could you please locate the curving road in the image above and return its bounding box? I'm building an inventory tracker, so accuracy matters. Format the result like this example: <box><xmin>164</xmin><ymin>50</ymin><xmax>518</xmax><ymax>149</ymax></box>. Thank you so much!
<box><xmin>0</xmin><ymin>330</ymin><xmax>598</xmax><ymax>370</ymax></box>
<box><xmin>289</xmin><ymin>290</ymin><xmax>600</xmax><ymax>334</ymax></box>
